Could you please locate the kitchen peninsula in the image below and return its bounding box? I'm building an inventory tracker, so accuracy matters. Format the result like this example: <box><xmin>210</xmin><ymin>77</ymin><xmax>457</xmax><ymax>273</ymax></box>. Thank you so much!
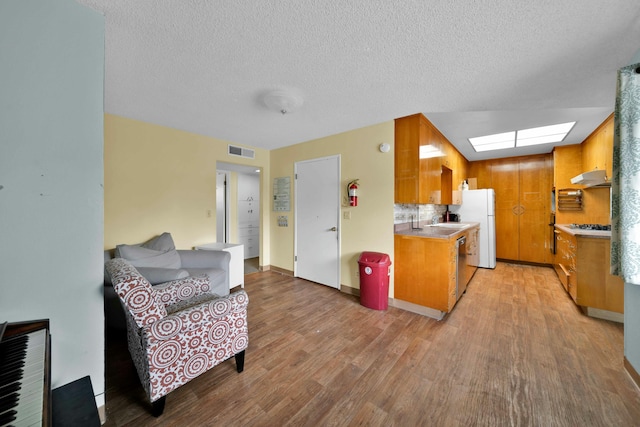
<box><xmin>394</xmin><ymin>222</ymin><xmax>479</xmax><ymax>320</ymax></box>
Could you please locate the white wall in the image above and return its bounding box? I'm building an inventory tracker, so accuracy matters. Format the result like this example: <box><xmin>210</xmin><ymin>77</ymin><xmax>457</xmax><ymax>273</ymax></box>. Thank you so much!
<box><xmin>0</xmin><ymin>0</ymin><xmax>105</xmax><ymax>409</ymax></box>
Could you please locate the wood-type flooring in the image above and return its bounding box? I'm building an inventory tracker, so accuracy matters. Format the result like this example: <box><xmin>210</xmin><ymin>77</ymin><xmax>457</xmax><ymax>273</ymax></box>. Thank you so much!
<box><xmin>102</xmin><ymin>262</ymin><xmax>640</xmax><ymax>426</ymax></box>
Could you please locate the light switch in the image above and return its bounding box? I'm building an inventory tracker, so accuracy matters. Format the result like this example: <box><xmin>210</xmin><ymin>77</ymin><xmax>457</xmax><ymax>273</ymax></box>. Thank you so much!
<box><xmin>343</xmin><ymin>211</ymin><xmax>351</xmax><ymax>220</ymax></box>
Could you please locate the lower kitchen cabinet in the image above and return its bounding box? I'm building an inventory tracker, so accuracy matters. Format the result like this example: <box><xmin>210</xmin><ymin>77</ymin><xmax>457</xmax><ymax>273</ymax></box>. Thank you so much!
<box><xmin>395</xmin><ymin>234</ymin><xmax>455</xmax><ymax>313</ymax></box>
<box><xmin>574</xmin><ymin>236</ymin><xmax>623</xmax><ymax>313</ymax></box>
<box><xmin>554</xmin><ymin>227</ymin><xmax>623</xmax><ymax>314</ymax></box>
<box><xmin>394</xmin><ymin>226</ymin><xmax>479</xmax><ymax>317</ymax></box>
<box><xmin>554</xmin><ymin>228</ymin><xmax>577</xmax><ymax>295</ymax></box>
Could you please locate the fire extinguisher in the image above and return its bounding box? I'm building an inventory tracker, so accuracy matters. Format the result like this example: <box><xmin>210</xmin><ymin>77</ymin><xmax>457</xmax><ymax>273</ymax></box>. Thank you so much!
<box><xmin>348</xmin><ymin>179</ymin><xmax>359</xmax><ymax>207</ymax></box>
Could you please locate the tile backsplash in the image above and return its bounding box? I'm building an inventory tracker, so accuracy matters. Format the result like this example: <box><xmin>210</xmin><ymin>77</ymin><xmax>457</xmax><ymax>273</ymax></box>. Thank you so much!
<box><xmin>394</xmin><ymin>204</ymin><xmax>447</xmax><ymax>225</ymax></box>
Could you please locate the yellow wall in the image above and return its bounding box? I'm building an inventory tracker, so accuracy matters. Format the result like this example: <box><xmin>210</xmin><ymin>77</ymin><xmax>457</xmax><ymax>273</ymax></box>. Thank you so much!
<box><xmin>269</xmin><ymin>122</ymin><xmax>396</xmax><ymax>294</ymax></box>
<box><xmin>105</xmin><ymin>114</ymin><xmax>395</xmax><ymax>294</ymax></box>
<box><xmin>104</xmin><ymin>114</ymin><xmax>271</xmax><ymax>261</ymax></box>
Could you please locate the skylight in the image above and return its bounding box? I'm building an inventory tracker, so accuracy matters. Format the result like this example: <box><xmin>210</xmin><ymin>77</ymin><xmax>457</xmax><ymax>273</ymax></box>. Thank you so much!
<box><xmin>468</xmin><ymin>122</ymin><xmax>576</xmax><ymax>152</ymax></box>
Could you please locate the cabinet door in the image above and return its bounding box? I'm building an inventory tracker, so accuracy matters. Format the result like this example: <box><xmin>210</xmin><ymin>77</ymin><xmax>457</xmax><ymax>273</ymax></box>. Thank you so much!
<box><xmin>395</xmin><ymin>115</ymin><xmax>420</xmax><ymax>203</ymax></box>
<box><xmin>600</xmin><ymin>116</ymin><xmax>614</xmax><ymax>179</ymax></box>
<box><xmin>238</xmin><ymin>200</ymin><xmax>259</xmax><ymax>226</ymax></box>
<box><xmin>491</xmin><ymin>159</ymin><xmax>520</xmax><ymax>260</ymax></box>
<box><xmin>394</xmin><ymin>235</ymin><xmax>452</xmax><ymax>311</ymax></box>
<box><xmin>518</xmin><ymin>156</ymin><xmax>550</xmax><ymax>263</ymax></box>
<box><xmin>237</xmin><ymin>173</ymin><xmax>259</xmax><ymax>201</ymax></box>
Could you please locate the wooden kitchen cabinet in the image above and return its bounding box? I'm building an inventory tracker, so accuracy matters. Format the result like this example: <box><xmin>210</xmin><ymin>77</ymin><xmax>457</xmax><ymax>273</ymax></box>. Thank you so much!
<box><xmin>394</xmin><ymin>226</ymin><xmax>479</xmax><ymax>315</ymax></box>
<box><xmin>395</xmin><ymin>113</ymin><xmax>466</xmax><ymax>205</ymax></box>
<box><xmin>490</xmin><ymin>154</ymin><xmax>552</xmax><ymax>264</ymax></box>
<box><xmin>582</xmin><ymin>114</ymin><xmax>614</xmax><ymax>180</ymax></box>
<box><xmin>554</xmin><ymin>227</ymin><xmax>623</xmax><ymax>314</ymax></box>
<box><xmin>554</xmin><ymin>228</ymin><xmax>577</xmax><ymax>295</ymax></box>
<box><xmin>394</xmin><ymin>234</ymin><xmax>456</xmax><ymax>313</ymax></box>
<box><xmin>575</xmin><ymin>236</ymin><xmax>623</xmax><ymax>313</ymax></box>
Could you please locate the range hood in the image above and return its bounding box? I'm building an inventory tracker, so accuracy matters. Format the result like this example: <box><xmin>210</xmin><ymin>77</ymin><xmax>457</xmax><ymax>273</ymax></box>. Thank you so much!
<box><xmin>570</xmin><ymin>169</ymin><xmax>610</xmax><ymax>188</ymax></box>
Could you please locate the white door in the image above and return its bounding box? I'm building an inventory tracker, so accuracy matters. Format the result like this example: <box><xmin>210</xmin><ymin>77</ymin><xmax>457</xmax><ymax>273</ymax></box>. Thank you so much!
<box><xmin>295</xmin><ymin>156</ymin><xmax>340</xmax><ymax>288</ymax></box>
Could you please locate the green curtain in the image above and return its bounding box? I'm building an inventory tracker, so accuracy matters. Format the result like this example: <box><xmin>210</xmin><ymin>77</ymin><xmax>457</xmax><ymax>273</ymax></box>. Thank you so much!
<box><xmin>611</xmin><ymin>63</ymin><xmax>640</xmax><ymax>284</ymax></box>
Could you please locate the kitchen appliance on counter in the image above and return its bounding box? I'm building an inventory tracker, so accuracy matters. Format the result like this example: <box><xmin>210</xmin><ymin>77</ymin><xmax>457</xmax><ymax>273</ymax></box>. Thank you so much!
<box><xmin>449</xmin><ymin>189</ymin><xmax>496</xmax><ymax>269</ymax></box>
<box><xmin>442</xmin><ymin>206</ymin><xmax>459</xmax><ymax>222</ymax></box>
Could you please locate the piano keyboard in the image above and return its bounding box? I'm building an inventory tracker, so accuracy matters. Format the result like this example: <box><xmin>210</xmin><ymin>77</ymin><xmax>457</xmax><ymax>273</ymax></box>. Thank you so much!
<box><xmin>0</xmin><ymin>329</ymin><xmax>47</xmax><ymax>427</ymax></box>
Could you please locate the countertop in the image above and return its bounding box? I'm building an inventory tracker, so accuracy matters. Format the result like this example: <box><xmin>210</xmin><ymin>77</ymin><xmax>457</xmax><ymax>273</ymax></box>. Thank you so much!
<box><xmin>555</xmin><ymin>224</ymin><xmax>611</xmax><ymax>239</ymax></box>
<box><xmin>395</xmin><ymin>221</ymin><xmax>480</xmax><ymax>239</ymax></box>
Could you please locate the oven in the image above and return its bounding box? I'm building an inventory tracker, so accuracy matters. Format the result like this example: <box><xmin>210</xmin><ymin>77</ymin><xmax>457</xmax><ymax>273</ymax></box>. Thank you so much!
<box><xmin>549</xmin><ymin>212</ymin><xmax>556</xmax><ymax>254</ymax></box>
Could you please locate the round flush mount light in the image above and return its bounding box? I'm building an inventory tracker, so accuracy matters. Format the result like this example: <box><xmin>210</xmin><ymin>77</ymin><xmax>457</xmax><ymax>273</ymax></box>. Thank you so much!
<box><xmin>262</xmin><ymin>90</ymin><xmax>303</xmax><ymax>115</ymax></box>
<box><xmin>379</xmin><ymin>143</ymin><xmax>391</xmax><ymax>153</ymax></box>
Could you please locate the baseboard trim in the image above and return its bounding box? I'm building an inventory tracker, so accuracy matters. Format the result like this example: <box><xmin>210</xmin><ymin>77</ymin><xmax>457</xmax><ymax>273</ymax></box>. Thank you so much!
<box><xmin>497</xmin><ymin>259</ymin><xmax>553</xmax><ymax>268</ymax></box>
<box><xmin>98</xmin><ymin>404</ymin><xmax>106</xmax><ymax>424</ymax></box>
<box><xmin>584</xmin><ymin>307</ymin><xmax>624</xmax><ymax>323</ymax></box>
<box><xmin>340</xmin><ymin>285</ymin><xmax>359</xmax><ymax>296</ymax></box>
<box><xmin>268</xmin><ymin>265</ymin><xmax>293</xmax><ymax>276</ymax></box>
<box><xmin>391</xmin><ymin>298</ymin><xmax>446</xmax><ymax>320</ymax></box>
<box><xmin>624</xmin><ymin>357</ymin><xmax>640</xmax><ymax>392</ymax></box>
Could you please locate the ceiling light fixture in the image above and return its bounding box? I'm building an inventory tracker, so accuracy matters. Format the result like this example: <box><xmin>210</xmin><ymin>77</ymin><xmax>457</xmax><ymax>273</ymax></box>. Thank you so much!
<box><xmin>469</xmin><ymin>121</ymin><xmax>576</xmax><ymax>152</ymax></box>
<box><xmin>469</xmin><ymin>131</ymin><xmax>515</xmax><ymax>152</ymax></box>
<box><xmin>262</xmin><ymin>90</ymin><xmax>303</xmax><ymax>115</ymax></box>
<box><xmin>516</xmin><ymin>122</ymin><xmax>575</xmax><ymax>147</ymax></box>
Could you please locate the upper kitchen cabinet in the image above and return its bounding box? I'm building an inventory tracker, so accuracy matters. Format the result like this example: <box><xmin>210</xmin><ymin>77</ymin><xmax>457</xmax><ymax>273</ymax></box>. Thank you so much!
<box><xmin>395</xmin><ymin>113</ymin><xmax>467</xmax><ymax>205</ymax></box>
<box><xmin>582</xmin><ymin>113</ymin><xmax>614</xmax><ymax>180</ymax></box>
<box><xmin>467</xmin><ymin>160</ymin><xmax>492</xmax><ymax>189</ymax></box>
<box><xmin>553</xmin><ymin>144</ymin><xmax>582</xmax><ymax>189</ymax></box>
<box><xmin>395</xmin><ymin>114</ymin><xmax>422</xmax><ymax>203</ymax></box>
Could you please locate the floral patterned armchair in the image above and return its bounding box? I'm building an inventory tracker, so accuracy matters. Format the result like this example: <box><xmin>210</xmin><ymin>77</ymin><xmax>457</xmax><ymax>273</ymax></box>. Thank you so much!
<box><xmin>105</xmin><ymin>258</ymin><xmax>249</xmax><ymax>416</ymax></box>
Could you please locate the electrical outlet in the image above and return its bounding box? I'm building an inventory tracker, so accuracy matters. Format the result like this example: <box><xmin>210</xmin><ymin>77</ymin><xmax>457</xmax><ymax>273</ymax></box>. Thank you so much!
<box><xmin>343</xmin><ymin>211</ymin><xmax>351</xmax><ymax>220</ymax></box>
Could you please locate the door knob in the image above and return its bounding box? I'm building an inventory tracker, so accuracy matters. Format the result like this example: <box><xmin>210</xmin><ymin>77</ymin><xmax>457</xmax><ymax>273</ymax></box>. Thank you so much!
<box><xmin>329</xmin><ymin>227</ymin><xmax>337</xmax><ymax>231</ymax></box>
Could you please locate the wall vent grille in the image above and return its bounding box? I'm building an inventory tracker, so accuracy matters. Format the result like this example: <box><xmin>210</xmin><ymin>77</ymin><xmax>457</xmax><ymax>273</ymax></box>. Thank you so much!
<box><xmin>228</xmin><ymin>145</ymin><xmax>255</xmax><ymax>159</ymax></box>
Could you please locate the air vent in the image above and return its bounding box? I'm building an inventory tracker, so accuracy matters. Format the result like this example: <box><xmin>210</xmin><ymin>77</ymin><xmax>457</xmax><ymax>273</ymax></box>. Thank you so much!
<box><xmin>228</xmin><ymin>145</ymin><xmax>255</xmax><ymax>159</ymax></box>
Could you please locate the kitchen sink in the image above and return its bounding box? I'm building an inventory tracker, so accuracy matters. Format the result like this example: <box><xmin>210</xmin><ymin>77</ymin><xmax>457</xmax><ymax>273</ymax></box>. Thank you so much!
<box><xmin>430</xmin><ymin>223</ymin><xmax>468</xmax><ymax>229</ymax></box>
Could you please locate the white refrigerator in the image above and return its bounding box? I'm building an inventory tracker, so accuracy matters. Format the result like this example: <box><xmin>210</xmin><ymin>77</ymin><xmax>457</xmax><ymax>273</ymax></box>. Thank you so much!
<box><xmin>450</xmin><ymin>189</ymin><xmax>496</xmax><ymax>269</ymax></box>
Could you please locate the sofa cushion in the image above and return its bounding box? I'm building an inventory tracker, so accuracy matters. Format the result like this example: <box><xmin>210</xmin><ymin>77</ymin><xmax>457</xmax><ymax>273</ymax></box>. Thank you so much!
<box><xmin>116</xmin><ymin>244</ymin><xmax>182</xmax><ymax>269</ymax></box>
<box><xmin>136</xmin><ymin>267</ymin><xmax>189</xmax><ymax>285</ymax></box>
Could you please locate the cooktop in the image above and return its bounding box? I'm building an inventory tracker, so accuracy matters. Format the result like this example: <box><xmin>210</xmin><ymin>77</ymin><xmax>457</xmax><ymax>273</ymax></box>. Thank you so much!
<box><xmin>569</xmin><ymin>223</ymin><xmax>611</xmax><ymax>231</ymax></box>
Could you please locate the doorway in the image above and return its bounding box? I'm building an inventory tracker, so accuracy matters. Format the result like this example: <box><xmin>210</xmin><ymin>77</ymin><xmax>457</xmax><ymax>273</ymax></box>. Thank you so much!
<box><xmin>294</xmin><ymin>155</ymin><xmax>341</xmax><ymax>288</ymax></box>
<box><xmin>216</xmin><ymin>161</ymin><xmax>261</xmax><ymax>274</ymax></box>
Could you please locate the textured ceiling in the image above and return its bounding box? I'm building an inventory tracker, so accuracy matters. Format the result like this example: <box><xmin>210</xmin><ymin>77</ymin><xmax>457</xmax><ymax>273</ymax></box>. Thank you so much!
<box><xmin>77</xmin><ymin>0</ymin><xmax>640</xmax><ymax>160</ymax></box>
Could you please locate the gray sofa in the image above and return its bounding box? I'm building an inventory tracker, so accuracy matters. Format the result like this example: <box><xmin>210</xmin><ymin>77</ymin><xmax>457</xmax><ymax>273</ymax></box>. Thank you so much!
<box><xmin>104</xmin><ymin>232</ymin><xmax>231</xmax><ymax>330</ymax></box>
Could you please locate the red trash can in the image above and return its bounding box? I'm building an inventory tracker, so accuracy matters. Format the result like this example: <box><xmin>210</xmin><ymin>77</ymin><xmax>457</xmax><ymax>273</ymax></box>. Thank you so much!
<box><xmin>358</xmin><ymin>252</ymin><xmax>392</xmax><ymax>310</ymax></box>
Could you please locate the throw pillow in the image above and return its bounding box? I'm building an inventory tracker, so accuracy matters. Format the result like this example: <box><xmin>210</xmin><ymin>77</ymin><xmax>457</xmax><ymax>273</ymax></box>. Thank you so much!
<box><xmin>142</xmin><ymin>232</ymin><xmax>176</xmax><ymax>252</ymax></box>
